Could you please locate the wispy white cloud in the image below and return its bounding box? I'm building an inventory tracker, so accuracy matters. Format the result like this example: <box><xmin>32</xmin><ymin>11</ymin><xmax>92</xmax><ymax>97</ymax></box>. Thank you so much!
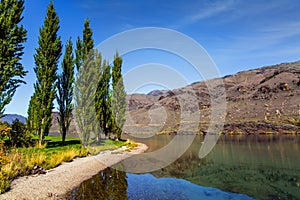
<box><xmin>189</xmin><ymin>0</ymin><xmax>235</xmax><ymax>21</ymax></box>
<box><xmin>258</xmin><ymin>21</ymin><xmax>300</xmax><ymax>40</ymax></box>
<box><xmin>77</xmin><ymin>0</ymin><xmax>99</xmax><ymax>10</ymax></box>
<box><xmin>223</xmin><ymin>20</ymin><xmax>300</xmax><ymax>53</ymax></box>
<box><xmin>171</xmin><ymin>0</ymin><xmax>235</xmax><ymax>29</ymax></box>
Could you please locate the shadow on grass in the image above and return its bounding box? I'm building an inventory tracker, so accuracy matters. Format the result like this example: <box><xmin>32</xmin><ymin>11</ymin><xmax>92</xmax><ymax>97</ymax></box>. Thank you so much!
<box><xmin>31</xmin><ymin>139</ymin><xmax>82</xmax><ymax>148</ymax></box>
<box><xmin>89</xmin><ymin>139</ymin><xmax>108</xmax><ymax>146</ymax></box>
<box><xmin>45</xmin><ymin>140</ymin><xmax>81</xmax><ymax>148</ymax></box>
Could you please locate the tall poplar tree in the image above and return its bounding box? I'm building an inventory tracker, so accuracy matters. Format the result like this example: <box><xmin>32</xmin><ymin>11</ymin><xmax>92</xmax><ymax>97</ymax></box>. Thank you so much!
<box><xmin>0</xmin><ymin>0</ymin><xmax>27</xmax><ymax>116</ymax></box>
<box><xmin>74</xmin><ymin>50</ymin><xmax>101</xmax><ymax>145</ymax></box>
<box><xmin>57</xmin><ymin>39</ymin><xmax>74</xmax><ymax>143</ymax></box>
<box><xmin>32</xmin><ymin>1</ymin><xmax>62</xmax><ymax>143</ymax></box>
<box><xmin>74</xmin><ymin>18</ymin><xmax>99</xmax><ymax>145</ymax></box>
<box><xmin>111</xmin><ymin>52</ymin><xmax>126</xmax><ymax>139</ymax></box>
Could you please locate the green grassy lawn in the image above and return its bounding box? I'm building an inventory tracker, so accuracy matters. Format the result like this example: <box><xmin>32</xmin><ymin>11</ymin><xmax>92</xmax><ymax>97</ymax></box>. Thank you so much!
<box><xmin>87</xmin><ymin>139</ymin><xmax>130</xmax><ymax>155</ymax></box>
<box><xmin>0</xmin><ymin>136</ymin><xmax>129</xmax><ymax>194</ymax></box>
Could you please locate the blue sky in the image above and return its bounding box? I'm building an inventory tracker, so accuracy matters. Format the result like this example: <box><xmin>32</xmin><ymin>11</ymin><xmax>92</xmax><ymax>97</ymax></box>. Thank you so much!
<box><xmin>5</xmin><ymin>0</ymin><xmax>300</xmax><ymax>116</ymax></box>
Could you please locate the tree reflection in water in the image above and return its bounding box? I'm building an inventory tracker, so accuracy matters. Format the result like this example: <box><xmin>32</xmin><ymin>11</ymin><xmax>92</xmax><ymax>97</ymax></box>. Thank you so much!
<box><xmin>71</xmin><ymin>167</ymin><xmax>128</xmax><ymax>200</ymax></box>
<box><xmin>70</xmin><ymin>135</ymin><xmax>300</xmax><ymax>200</ymax></box>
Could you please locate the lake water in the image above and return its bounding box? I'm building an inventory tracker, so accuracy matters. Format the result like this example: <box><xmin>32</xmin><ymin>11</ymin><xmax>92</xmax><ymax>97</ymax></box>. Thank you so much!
<box><xmin>70</xmin><ymin>135</ymin><xmax>300</xmax><ymax>199</ymax></box>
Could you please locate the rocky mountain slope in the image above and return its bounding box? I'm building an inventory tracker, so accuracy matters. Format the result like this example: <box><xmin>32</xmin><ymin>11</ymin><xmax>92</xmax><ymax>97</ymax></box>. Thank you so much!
<box><xmin>124</xmin><ymin>61</ymin><xmax>300</xmax><ymax>135</ymax></box>
<box><xmin>0</xmin><ymin>114</ymin><xmax>26</xmax><ymax>124</ymax></box>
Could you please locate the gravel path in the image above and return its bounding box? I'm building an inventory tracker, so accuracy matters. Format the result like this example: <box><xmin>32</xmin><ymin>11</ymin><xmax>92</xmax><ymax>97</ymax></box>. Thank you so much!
<box><xmin>0</xmin><ymin>143</ymin><xmax>148</xmax><ymax>200</ymax></box>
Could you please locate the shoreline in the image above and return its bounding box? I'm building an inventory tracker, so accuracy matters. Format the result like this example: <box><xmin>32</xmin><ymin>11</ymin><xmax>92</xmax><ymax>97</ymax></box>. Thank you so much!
<box><xmin>154</xmin><ymin>121</ymin><xmax>300</xmax><ymax>135</ymax></box>
<box><xmin>0</xmin><ymin>143</ymin><xmax>148</xmax><ymax>200</ymax></box>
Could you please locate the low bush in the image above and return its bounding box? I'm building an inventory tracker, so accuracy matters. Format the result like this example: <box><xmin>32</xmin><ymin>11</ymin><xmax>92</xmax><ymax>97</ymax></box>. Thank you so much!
<box><xmin>0</xmin><ymin>173</ymin><xmax>9</xmax><ymax>194</ymax></box>
<box><xmin>286</xmin><ymin>118</ymin><xmax>300</xmax><ymax>127</ymax></box>
<box><xmin>0</xmin><ymin>149</ymin><xmax>22</xmax><ymax>194</ymax></box>
<box><xmin>125</xmin><ymin>139</ymin><xmax>138</xmax><ymax>149</ymax></box>
<box><xmin>0</xmin><ymin>121</ymin><xmax>11</xmax><ymax>140</ymax></box>
<box><xmin>8</xmin><ymin>120</ymin><xmax>32</xmax><ymax>147</ymax></box>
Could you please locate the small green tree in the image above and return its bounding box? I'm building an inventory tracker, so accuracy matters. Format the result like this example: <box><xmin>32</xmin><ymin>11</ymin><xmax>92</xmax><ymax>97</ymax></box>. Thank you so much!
<box><xmin>57</xmin><ymin>39</ymin><xmax>74</xmax><ymax>143</ymax></box>
<box><xmin>111</xmin><ymin>52</ymin><xmax>126</xmax><ymax>139</ymax></box>
<box><xmin>0</xmin><ymin>0</ymin><xmax>27</xmax><ymax>116</ymax></box>
<box><xmin>32</xmin><ymin>1</ymin><xmax>62</xmax><ymax>144</ymax></box>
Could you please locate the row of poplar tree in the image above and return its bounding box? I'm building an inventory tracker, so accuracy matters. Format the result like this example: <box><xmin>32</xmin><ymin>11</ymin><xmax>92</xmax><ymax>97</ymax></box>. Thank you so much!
<box><xmin>0</xmin><ymin>0</ymin><xmax>126</xmax><ymax>146</ymax></box>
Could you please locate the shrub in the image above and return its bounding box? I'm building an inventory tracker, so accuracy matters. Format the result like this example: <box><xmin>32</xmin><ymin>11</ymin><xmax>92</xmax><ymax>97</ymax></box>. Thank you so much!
<box><xmin>0</xmin><ymin>140</ymin><xmax>10</xmax><ymax>194</ymax></box>
<box><xmin>125</xmin><ymin>139</ymin><xmax>138</xmax><ymax>149</ymax></box>
<box><xmin>0</xmin><ymin>121</ymin><xmax>11</xmax><ymax>140</ymax></box>
<box><xmin>8</xmin><ymin>120</ymin><xmax>32</xmax><ymax>147</ymax></box>
<box><xmin>0</xmin><ymin>172</ymin><xmax>9</xmax><ymax>194</ymax></box>
<box><xmin>0</xmin><ymin>142</ymin><xmax>8</xmax><ymax>168</ymax></box>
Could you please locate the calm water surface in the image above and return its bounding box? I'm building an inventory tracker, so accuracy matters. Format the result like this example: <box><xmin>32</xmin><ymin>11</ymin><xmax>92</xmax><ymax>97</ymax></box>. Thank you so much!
<box><xmin>70</xmin><ymin>135</ymin><xmax>300</xmax><ymax>200</ymax></box>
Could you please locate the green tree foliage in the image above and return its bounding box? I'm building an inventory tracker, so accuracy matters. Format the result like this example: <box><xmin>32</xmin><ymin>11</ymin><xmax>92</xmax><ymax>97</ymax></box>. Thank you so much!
<box><xmin>111</xmin><ymin>52</ymin><xmax>126</xmax><ymax>139</ymax></box>
<box><xmin>74</xmin><ymin>18</ymin><xmax>99</xmax><ymax>146</ymax></box>
<box><xmin>82</xmin><ymin>19</ymin><xmax>94</xmax><ymax>59</ymax></box>
<box><xmin>8</xmin><ymin>119</ymin><xmax>31</xmax><ymax>147</ymax></box>
<box><xmin>0</xmin><ymin>0</ymin><xmax>27</xmax><ymax>115</ymax></box>
<box><xmin>74</xmin><ymin>19</ymin><xmax>126</xmax><ymax>143</ymax></box>
<box><xmin>74</xmin><ymin>50</ymin><xmax>101</xmax><ymax>145</ymax></box>
<box><xmin>75</xmin><ymin>36</ymin><xmax>83</xmax><ymax>71</ymax></box>
<box><xmin>26</xmin><ymin>93</ymin><xmax>40</xmax><ymax>135</ymax></box>
<box><xmin>0</xmin><ymin>120</ymin><xmax>31</xmax><ymax>147</ymax></box>
<box><xmin>57</xmin><ymin>39</ymin><xmax>74</xmax><ymax>143</ymax></box>
<box><xmin>74</xmin><ymin>19</ymin><xmax>102</xmax><ymax>145</ymax></box>
<box><xmin>75</xmin><ymin>18</ymin><xmax>94</xmax><ymax>71</ymax></box>
<box><xmin>95</xmin><ymin>61</ymin><xmax>111</xmax><ymax>138</ymax></box>
<box><xmin>32</xmin><ymin>1</ymin><xmax>62</xmax><ymax>144</ymax></box>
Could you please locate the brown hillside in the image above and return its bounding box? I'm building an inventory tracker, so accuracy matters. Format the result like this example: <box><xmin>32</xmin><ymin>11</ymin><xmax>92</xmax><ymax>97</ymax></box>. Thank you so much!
<box><xmin>124</xmin><ymin>61</ymin><xmax>300</xmax><ymax>135</ymax></box>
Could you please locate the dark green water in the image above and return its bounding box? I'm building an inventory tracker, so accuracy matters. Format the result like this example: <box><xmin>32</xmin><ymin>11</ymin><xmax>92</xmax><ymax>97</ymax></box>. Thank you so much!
<box><xmin>70</xmin><ymin>135</ymin><xmax>300</xmax><ymax>200</ymax></box>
